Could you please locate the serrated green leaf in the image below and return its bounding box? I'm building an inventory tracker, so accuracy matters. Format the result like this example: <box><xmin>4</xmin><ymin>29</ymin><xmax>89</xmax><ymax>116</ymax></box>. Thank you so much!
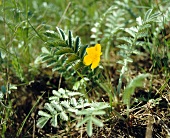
<box><xmin>76</xmin><ymin>116</ymin><xmax>90</xmax><ymax>128</ymax></box>
<box><xmin>68</xmin><ymin>107</ymin><xmax>78</xmax><ymax>113</ymax></box>
<box><xmin>60</xmin><ymin>101</ymin><xmax>70</xmax><ymax>108</ymax></box>
<box><xmin>38</xmin><ymin>111</ymin><xmax>51</xmax><ymax>118</ymax></box>
<box><xmin>73</xmin><ymin>60</ymin><xmax>84</xmax><ymax>70</ymax></box>
<box><xmin>91</xmin><ymin>110</ymin><xmax>106</xmax><ymax>115</ymax></box>
<box><xmin>45</xmin><ymin>39</ymin><xmax>67</xmax><ymax>47</ymax></box>
<box><xmin>118</xmin><ymin>37</ymin><xmax>132</xmax><ymax>44</ymax></box>
<box><xmin>138</xmin><ymin>24</ymin><xmax>151</xmax><ymax>31</ymax></box>
<box><xmin>117</xmin><ymin>44</ymin><xmax>128</xmax><ymax>49</ymax></box>
<box><xmin>44</xmin><ymin>103</ymin><xmax>55</xmax><ymax>113</ymax></box>
<box><xmin>76</xmin><ymin>103</ymin><xmax>91</xmax><ymax>109</ymax></box>
<box><xmin>91</xmin><ymin>116</ymin><xmax>103</xmax><ymax>127</ymax></box>
<box><xmin>132</xmin><ymin>50</ymin><xmax>141</xmax><ymax>55</ymax></box>
<box><xmin>46</xmin><ymin>60</ymin><xmax>57</xmax><ymax>67</ymax></box>
<box><xmin>135</xmin><ymin>41</ymin><xmax>146</xmax><ymax>46</ymax></box>
<box><xmin>87</xmin><ymin>118</ymin><xmax>93</xmax><ymax>137</ymax></box>
<box><xmin>52</xmin><ymin>65</ymin><xmax>61</xmax><ymax>72</ymax></box>
<box><xmin>51</xmin><ymin>114</ymin><xmax>58</xmax><ymax>127</ymax></box>
<box><xmin>37</xmin><ymin>117</ymin><xmax>50</xmax><ymax>128</ymax></box>
<box><xmin>49</xmin><ymin>96</ymin><xmax>59</xmax><ymax>101</ymax></box>
<box><xmin>117</xmin><ymin>60</ymin><xmax>124</xmax><ymax>65</ymax></box>
<box><xmin>136</xmin><ymin>16</ymin><xmax>143</xmax><ymax>25</ymax></box>
<box><xmin>41</xmin><ymin>47</ymin><xmax>50</xmax><ymax>53</ymax></box>
<box><xmin>44</xmin><ymin>30</ymin><xmax>60</xmax><ymax>38</ymax></box>
<box><xmin>123</xmin><ymin>74</ymin><xmax>149</xmax><ymax>109</ymax></box>
<box><xmin>52</xmin><ymin>90</ymin><xmax>61</xmax><ymax>97</ymax></box>
<box><xmin>53</xmin><ymin>40</ymin><xmax>67</xmax><ymax>47</ymax></box>
<box><xmin>124</xmin><ymin>28</ymin><xmax>136</xmax><ymax>37</ymax></box>
<box><xmin>55</xmin><ymin>47</ymin><xmax>73</xmax><ymax>55</ymax></box>
<box><xmin>126</xmin><ymin>57</ymin><xmax>133</xmax><ymax>63</ymax></box>
<box><xmin>41</xmin><ymin>55</ymin><xmax>53</xmax><ymax>62</ymax></box>
<box><xmin>149</xmin><ymin>12</ymin><xmax>161</xmax><ymax>21</ymax></box>
<box><xmin>79</xmin><ymin>45</ymin><xmax>88</xmax><ymax>58</ymax></box>
<box><xmin>144</xmin><ymin>9</ymin><xmax>153</xmax><ymax>21</ymax></box>
<box><xmin>129</xmin><ymin>74</ymin><xmax>149</xmax><ymax>87</ymax></box>
<box><xmin>56</xmin><ymin>27</ymin><xmax>66</xmax><ymax>40</ymax></box>
<box><xmin>68</xmin><ymin>30</ymin><xmax>73</xmax><ymax>48</ymax></box>
<box><xmin>59</xmin><ymin>111</ymin><xmax>68</xmax><ymax>121</ymax></box>
<box><xmin>70</xmin><ymin>98</ymin><xmax>77</xmax><ymax>106</ymax></box>
<box><xmin>91</xmin><ymin>102</ymin><xmax>110</xmax><ymax>110</ymax></box>
<box><xmin>66</xmin><ymin>54</ymin><xmax>79</xmax><ymax>64</ymax></box>
<box><xmin>67</xmin><ymin>91</ymin><xmax>83</xmax><ymax>96</ymax></box>
<box><xmin>76</xmin><ymin>109</ymin><xmax>91</xmax><ymax>115</ymax></box>
<box><xmin>74</xmin><ymin>36</ymin><xmax>80</xmax><ymax>53</ymax></box>
<box><xmin>58</xmin><ymin>88</ymin><xmax>66</xmax><ymax>94</ymax></box>
<box><xmin>136</xmin><ymin>32</ymin><xmax>148</xmax><ymax>39</ymax></box>
<box><xmin>51</xmin><ymin>101</ymin><xmax>63</xmax><ymax>111</ymax></box>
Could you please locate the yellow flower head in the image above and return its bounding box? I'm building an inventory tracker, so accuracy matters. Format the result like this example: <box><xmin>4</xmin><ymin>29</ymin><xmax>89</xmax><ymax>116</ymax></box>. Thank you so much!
<box><xmin>83</xmin><ymin>44</ymin><xmax>102</xmax><ymax>69</ymax></box>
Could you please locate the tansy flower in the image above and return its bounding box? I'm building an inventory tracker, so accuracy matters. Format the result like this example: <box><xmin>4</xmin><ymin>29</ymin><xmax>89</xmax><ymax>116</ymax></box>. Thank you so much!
<box><xmin>83</xmin><ymin>44</ymin><xmax>102</xmax><ymax>70</ymax></box>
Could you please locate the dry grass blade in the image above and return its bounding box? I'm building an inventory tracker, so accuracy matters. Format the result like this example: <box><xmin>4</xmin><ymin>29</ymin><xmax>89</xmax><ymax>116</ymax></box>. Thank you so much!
<box><xmin>145</xmin><ymin>115</ymin><xmax>153</xmax><ymax>138</ymax></box>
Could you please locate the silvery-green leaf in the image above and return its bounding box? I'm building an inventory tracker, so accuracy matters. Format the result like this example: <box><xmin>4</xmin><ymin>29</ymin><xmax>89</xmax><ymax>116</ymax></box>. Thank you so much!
<box><xmin>51</xmin><ymin>114</ymin><xmax>58</xmax><ymax>127</ymax></box>
<box><xmin>76</xmin><ymin>103</ymin><xmax>91</xmax><ymax>109</ymax></box>
<box><xmin>68</xmin><ymin>108</ymin><xmax>78</xmax><ymax>113</ymax></box>
<box><xmin>37</xmin><ymin>117</ymin><xmax>50</xmax><ymax>128</ymax></box>
<box><xmin>44</xmin><ymin>103</ymin><xmax>55</xmax><ymax>113</ymax></box>
<box><xmin>59</xmin><ymin>111</ymin><xmax>68</xmax><ymax>121</ymax></box>
<box><xmin>91</xmin><ymin>110</ymin><xmax>106</xmax><ymax>115</ymax></box>
<box><xmin>67</xmin><ymin>92</ymin><xmax>83</xmax><ymax>97</ymax></box>
<box><xmin>123</xmin><ymin>74</ymin><xmax>149</xmax><ymax>109</ymax></box>
<box><xmin>91</xmin><ymin>102</ymin><xmax>110</xmax><ymax>110</ymax></box>
<box><xmin>41</xmin><ymin>47</ymin><xmax>50</xmax><ymax>54</ymax></box>
<box><xmin>51</xmin><ymin>101</ymin><xmax>63</xmax><ymax>111</ymax></box>
<box><xmin>76</xmin><ymin>116</ymin><xmax>90</xmax><ymax>128</ymax></box>
<box><xmin>61</xmin><ymin>101</ymin><xmax>70</xmax><ymax>108</ymax></box>
<box><xmin>49</xmin><ymin>96</ymin><xmax>59</xmax><ymax>101</ymax></box>
<box><xmin>74</xmin><ymin>36</ymin><xmax>80</xmax><ymax>53</ymax></box>
<box><xmin>58</xmin><ymin>88</ymin><xmax>65</xmax><ymax>95</ymax></box>
<box><xmin>38</xmin><ymin>111</ymin><xmax>51</xmax><ymax>118</ymax></box>
<box><xmin>91</xmin><ymin>116</ymin><xmax>103</xmax><ymax>127</ymax></box>
<box><xmin>87</xmin><ymin>118</ymin><xmax>93</xmax><ymax>137</ymax></box>
<box><xmin>68</xmin><ymin>30</ymin><xmax>73</xmax><ymax>48</ymax></box>
<box><xmin>52</xmin><ymin>90</ymin><xmax>61</xmax><ymax>97</ymax></box>
<box><xmin>76</xmin><ymin>108</ymin><xmax>93</xmax><ymax>115</ymax></box>
<box><xmin>56</xmin><ymin>27</ymin><xmax>66</xmax><ymax>40</ymax></box>
<box><xmin>70</xmin><ymin>97</ymin><xmax>77</xmax><ymax>107</ymax></box>
<box><xmin>136</xmin><ymin>16</ymin><xmax>143</xmax><ymax>25</ymax></box>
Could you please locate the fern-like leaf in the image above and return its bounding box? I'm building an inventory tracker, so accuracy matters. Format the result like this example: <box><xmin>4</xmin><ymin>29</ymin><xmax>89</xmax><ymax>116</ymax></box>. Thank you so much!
<box><xmin>68</xmin><ymin>30</ymin><xmax>73</xmax><ymax>48</ymax></box>
<box><xmin>56</xmin><ymin>27</ymin><xmax>66</xmax><ymax>40</ymax></box>
<box><xmin>74</xmin><ymin>36</ymin><xmax>80</xmax><ymax>53</ymax></box>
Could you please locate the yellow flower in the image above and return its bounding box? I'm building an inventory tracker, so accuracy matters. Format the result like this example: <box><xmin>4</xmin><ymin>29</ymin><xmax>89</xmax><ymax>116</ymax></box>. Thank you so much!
<box><xmin>83</xmin><ymin>44</ymin><xmax>102</xmax><ymax>69</ymax></box>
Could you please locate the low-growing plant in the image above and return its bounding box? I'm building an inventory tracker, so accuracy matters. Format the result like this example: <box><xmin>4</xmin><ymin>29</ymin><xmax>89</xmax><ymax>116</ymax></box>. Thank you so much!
<box><xmin>35</xmin><ymin>8</ymin><xmax>160</xmax><ymax>135</ymax></box>
<box><xmin>37</xmin><ymin>88</ymin><xmax>109</xmax><ymax>137</ymax></box>
<box><xmin>0</xmin><ymin>0</ymin><xmax>169</xmax><ymax>137</ymax></box>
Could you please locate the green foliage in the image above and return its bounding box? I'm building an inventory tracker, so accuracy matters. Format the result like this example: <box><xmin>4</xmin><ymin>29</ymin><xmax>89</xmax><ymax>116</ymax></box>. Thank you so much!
<box><xmin>0</xmin><ymin>0</ymin><xmax>170</xmax><ymax>137</ymax></box>
<box><xmin>122</xmin><ymin>74</ymin><xmax>149</xmax><ymax>110</ymax></box>
<box><xmin>37</xmin><ymin>88</ymin><xmax>109</xmax><ymax>137</ymax></box>
<box><xmin>90</xmin><ymin>3</ymin><xmax>127</xmax><ymax>60</ymax></box>
<box><xmin>39</xmin><ymin>28</ymin><xmax>89</xmax><ymax>77</ymax></box>
<box><xmin>116</xmin><ymin>9</ymin><xmax>161</xmax><ymax>96</ymax></box>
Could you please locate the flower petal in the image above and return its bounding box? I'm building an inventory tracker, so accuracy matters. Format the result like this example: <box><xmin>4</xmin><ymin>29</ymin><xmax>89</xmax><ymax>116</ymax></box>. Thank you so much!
<box><xmin>95</xmin><ymin>44</ymin><xmax>101</xmax><ymax>52</ymax></box>
<box><xmin>83</xmin><ymin>55</ymin><xmax>92</xmax><ymax>65</ymax></box>
<box><xmin>91</xmin><ymin>57</ymin><xmax>100</xmax><ymax>69</ymax></box>
<box><xmin>86</xmin><ymin>47</ymin><xmax>95</xmax><ymax>55</ymax></box>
